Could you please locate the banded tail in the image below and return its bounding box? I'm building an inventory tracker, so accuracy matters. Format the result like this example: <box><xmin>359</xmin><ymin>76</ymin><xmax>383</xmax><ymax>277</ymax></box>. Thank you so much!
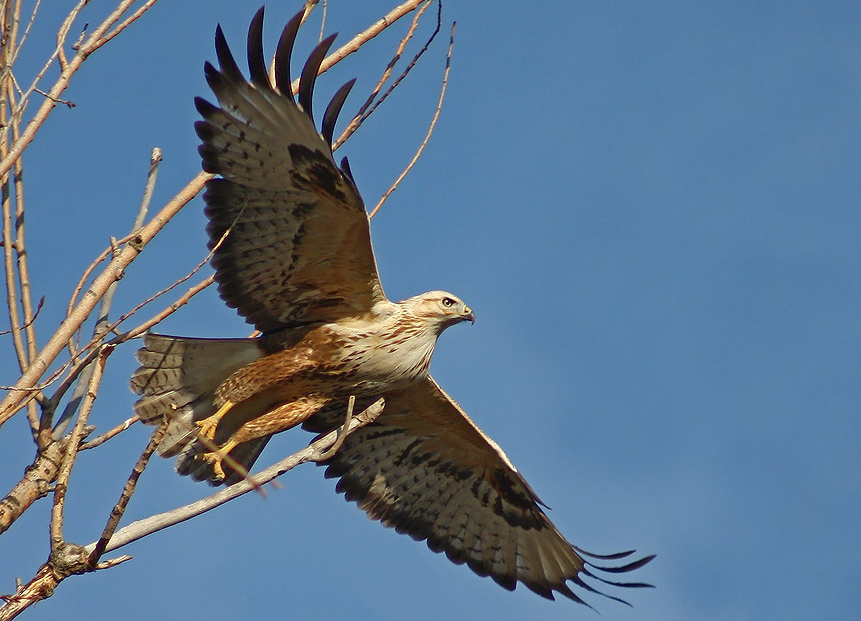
<box><xmin>130</xmin><ymin>333</ymin><xmax>267</xmax><ymax>483</ymax></box>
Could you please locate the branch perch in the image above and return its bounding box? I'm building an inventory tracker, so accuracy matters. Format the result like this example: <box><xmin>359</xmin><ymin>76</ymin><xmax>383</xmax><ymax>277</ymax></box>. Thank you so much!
<box><xmin>87</xmin><ymin>398</ymin><xmax>385</xmax><ymax>555</ymax></box>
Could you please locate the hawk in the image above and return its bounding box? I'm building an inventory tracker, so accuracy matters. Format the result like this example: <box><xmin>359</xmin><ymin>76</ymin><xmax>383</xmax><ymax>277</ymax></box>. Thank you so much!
<box><xmin>130</xmin><ymin>8</ymin><xmax>653</xmax><ymax>607</ymax></box>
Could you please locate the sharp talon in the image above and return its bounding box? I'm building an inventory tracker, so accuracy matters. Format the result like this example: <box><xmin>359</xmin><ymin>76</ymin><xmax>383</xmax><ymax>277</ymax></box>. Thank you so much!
<box><xmin>195</xmin><ymin>450</ymin><xmax>226</xmax><ymax>480</ymax></box>
<box><xmin>195</xmin><ymin>438</ymin><xmax>239</xmax><ymax>481</ymax></box>
<box><xmin>195</xmin><ymin>400</ymin><xmax>235</xmax><ymax>439</ymax></box>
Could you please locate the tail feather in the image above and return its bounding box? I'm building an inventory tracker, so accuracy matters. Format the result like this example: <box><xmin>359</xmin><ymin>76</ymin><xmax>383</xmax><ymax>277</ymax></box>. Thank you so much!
<box><xmin>130</xmin><ymin>333</ymin><xmax>264</xmax><ymax>460</ymax></box>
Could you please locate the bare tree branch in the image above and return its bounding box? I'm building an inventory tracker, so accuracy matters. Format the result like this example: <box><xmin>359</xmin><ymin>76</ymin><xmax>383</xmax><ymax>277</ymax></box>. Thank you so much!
<box><xmin>87</xmin><ymin>418</ymin><xmax>168</xmax><ymax>567</ymax></box>
<box><xmin>51</xmin><ymin>148</ymin><xmax>163</xmax><ymax>438</ymax></box>
<box><xmin>289</xmin><ymin>0</ymin><xmax>430</xmax><ymax>94</ymax></box>
<box><xmin>0</xmin><ymin>3</ymin><xmax>441</xmax><ymax>616</ymax></box>
<box><xmin>0</xmin><ymin>171</ymin><xmax>209</xmax><ymax>426</ymax></box>
<box><xmin>0</xmin><ymin>433</ymin><xmax>77</xmax><ymax>536</ymax></box>
<box><xmin>91</xmin><ymin>398</ymin><xmax>385</xmax><ymax>555</ymax></box>
<box><xmin>80</xmin><ymin>415</ymin><xmax>139</xmax><ymax>451</ymax></box>
<box><xmin>335</xmin><ymin>0</ymin><xmax>437</xmax><ymax>150</ymax></box>
<box><xmin>370</xmin><ymin>19</ymin><xmax>455</xmax><ymax>218</ymax></box>
<box><xmin>0</xmin><ymin>1</ymin><xmax>162</xmax><ymax>181</ymax></box>
<box><xmin>49</xmin><ymin>346</ymin><xmax>110</xmax><ymax>552</ymax></box>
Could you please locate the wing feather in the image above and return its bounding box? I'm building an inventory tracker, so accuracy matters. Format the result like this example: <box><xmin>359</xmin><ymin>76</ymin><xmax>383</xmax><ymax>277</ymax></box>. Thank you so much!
<box><xmin>305</xmin><ymin>377</ymin><xmax>654</xmax><ymax>606</ymax></box>
<box><xmin>197</xmin><ymin>10</ymin><xmax>384</xmax><ymax>332</ymax></box>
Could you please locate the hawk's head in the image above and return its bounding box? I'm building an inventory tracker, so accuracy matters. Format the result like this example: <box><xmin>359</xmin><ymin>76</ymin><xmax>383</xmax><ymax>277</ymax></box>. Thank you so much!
<box><xmin>404</xmin><ymin>291</ymin><xmax>475</xmax><ymax>332</ymax></box>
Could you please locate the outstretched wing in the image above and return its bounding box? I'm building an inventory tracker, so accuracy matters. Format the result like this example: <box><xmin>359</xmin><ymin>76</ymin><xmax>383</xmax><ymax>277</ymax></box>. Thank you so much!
<box><xmin>305</xmin><ymin>378</ymin><xmax>654</xmax><ymax>606</ymax></box>
<box><xmin>195</xmin><ymin>9</ymin><xmax>385</xmax><ymax>333</ymax></box>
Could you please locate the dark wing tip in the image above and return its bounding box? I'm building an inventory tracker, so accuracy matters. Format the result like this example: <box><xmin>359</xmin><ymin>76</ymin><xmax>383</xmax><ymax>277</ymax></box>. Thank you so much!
<box><xmin>584</xmin><ymin>551</ymin><xmax>656</xmax><ymax>574</ymax></box>
<box><xmin>247</xmin><ymin>6</ymin><xmax>270</xmax><ymax>89</ymax></box>
<box><xmin>193</xmin><ymin>119</ymin><xmax>215</xmax><ymax>141</ymax></box>
<box><xmin>321</xmin><ymin>78</ymin><xmax>356</xmax><ymax>147</ymax></box>
<box><xmin>193</xmin><ymin>96</ymin><xmax>217</xmax><ymax>118</ymax></box>
<box><xmin>214</xmin><ymin>23</ymin><xmax>243</xmax><ymax>83</ymax></box>
<box><xmin>339</xmin><ymin>156</ymin><xmax>362</xmax><ymax>203</ymax></box>
<box><xmin>274</xmin><ymin>10</ymin><xmax>304</xmax><ymax>98</ymax></box>
<box><xmin>298</xmin><ymin>32</ymin><xmax>338</xmax><ymax>124</ymax></box>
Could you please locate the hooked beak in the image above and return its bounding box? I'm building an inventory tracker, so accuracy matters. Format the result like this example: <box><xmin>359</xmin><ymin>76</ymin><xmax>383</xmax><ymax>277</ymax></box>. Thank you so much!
<box><xmin>463</xmin><ymin>307</ymin><xmax>476</xmax><ymax>325</ymax></box>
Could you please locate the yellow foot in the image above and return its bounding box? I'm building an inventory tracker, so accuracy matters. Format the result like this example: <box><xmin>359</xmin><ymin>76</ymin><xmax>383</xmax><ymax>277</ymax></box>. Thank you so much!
<box><xmin>195</xmin><ymin>400</ymin><xmax>235</xmax><ymax>440</ymax></box>
<box><xmin>196</xmin><ymin>439</ymin><xmax>239</xmax><ymax>482</ymax></box>
<box><xmin>197</xmin><ymin>451</ymin><xmax>227</xmax><ymax>481</ymax></box>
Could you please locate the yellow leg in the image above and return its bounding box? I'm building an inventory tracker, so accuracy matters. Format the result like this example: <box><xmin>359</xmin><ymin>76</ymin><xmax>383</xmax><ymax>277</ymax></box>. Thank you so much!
<box><xmin>197</xmin><ymin>438</ymin><xmax>239</xmax><ymax>481</ymax></box>
<box><xmin>195</xmin><ymin>400</ymin><xmax>235</xmax><ymax>440</ymax></box>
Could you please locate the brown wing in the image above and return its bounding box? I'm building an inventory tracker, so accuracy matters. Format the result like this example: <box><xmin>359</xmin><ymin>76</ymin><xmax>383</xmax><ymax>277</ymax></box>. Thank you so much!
<box><xmin>305</xmin><ymin>378</ymin><xmax>654</xmax><ymax>607</ymax></box>
<box><xmin>195</xmin><ymin>9</ymin><xmax>385</xmax><ymax>333</ymax></box>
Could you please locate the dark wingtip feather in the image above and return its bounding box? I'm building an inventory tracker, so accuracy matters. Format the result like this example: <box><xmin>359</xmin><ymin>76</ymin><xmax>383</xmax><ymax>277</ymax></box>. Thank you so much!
<box><xmin>214</xmin><ymin>24</ymin><xmax>243</xmax><ymax>83</ymax></box>
<box><xmin>247</xmin><ymin>7</ymin><xmax>269</xmax><ymax>89</ymax></box>
<box><xmin>197</xmin><ymin>145</ymin><xmax>220</xmax><ymax>174</ymax></box>
<box><xmin>298</xmin><ymin>33</ymin><xmax>338</xmax><ymax>124</ymax></box>
<box><xmin>274</xmin><ymin>10</ymin><xmax>304</xmax><ymax>98</ymax></box>
<box><xmin>321</xmin><ymin>78</ymin><xmax>356</xmax><ymax>147</ymax></box>
<box><xmin>339</xmin><ymin>156</ymin><xmax>362</xmax><ymax>202</ymax></box>
<box><xmin>588</xmin><ymin>552</ymin><xmax>656</xmax><ymax>574</ymax></box>
<box><xmin>576</xmin><ymin>547</ymin><xmax>640</xmax><ymax>561</ymax></box>
<box><xmin>193</xmin><ymin>120</ymin><xmax>215</xmax><ymax>142</ymax></box>
<box><xmin>202</xmin><ymin>60</ymin><xmax>218</xmax><ymax>84</ymax></box>
<box><xmin>194</xmin><ymin>96</ymin><xmax>217</xmax><ymax>118</ymax></box>
<box><xmin>340</xmin><ymin>156</ymin><xmax>355</xmax><ymax>184</ymax></box>
<box><xmin>581</xmin><ymin>566</ymin><xmax>656</xmax><ymax>590</ymax></box>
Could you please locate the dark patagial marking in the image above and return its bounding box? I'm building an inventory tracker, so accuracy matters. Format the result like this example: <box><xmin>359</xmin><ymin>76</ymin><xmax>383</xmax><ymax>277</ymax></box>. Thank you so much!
<box><xmin>288</xmin><ymin>143</ymin><xmax>348</xmax><ymax>203</ymax></box>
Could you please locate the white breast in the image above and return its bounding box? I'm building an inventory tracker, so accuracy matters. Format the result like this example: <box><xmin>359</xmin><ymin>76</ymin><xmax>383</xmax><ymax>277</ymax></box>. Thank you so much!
<box><xmin>328</xmin><ymin>305</ymin><xmax>439</xmax><ymax>391</ymax></box>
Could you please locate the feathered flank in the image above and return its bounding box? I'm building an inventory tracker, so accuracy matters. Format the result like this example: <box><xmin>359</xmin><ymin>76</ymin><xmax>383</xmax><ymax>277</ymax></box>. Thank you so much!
<box><xmin>298</xmin><ymin>33</ymin><xmax>337</xmax><ymax>124</ymax></box>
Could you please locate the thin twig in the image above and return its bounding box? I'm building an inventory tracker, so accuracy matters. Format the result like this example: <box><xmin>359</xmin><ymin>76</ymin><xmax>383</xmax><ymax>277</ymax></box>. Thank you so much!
<box><xmin>93</xmin><ymin>0</ymin><xmax>160</xmax><ymax>49</ymax></box>
<box><xmin>52</xmin><ymin>149</ymin><xmax>164</xmax><ymax>437</ymax></box>
<box><xmin>2</xmin><ymin>0</ymin><xmax>43</xmax><ymax>73</ymax></box>
<box><xmin>49</xmin><ymin>346</ymin><xmax>109</xmax><ymax>552</ymax></box>
<box><xmin>289</xmin><ymin>0</ymin><xmax>429</xmax><ymax>94</ymax></box>
<box><xmin>334</xmin><ymin>0</ymin><xmax>436</xmax><ymax>150</ymax></box>
<box><xmin>318</xmin><ymin>0</ymin><xmax>327</xmax><ymax>42</ymax></box>
<box><xmin>369</xmin><ymin>19</ymin><xmax>455</xmax><ymax>218</ymax></box>
<box><xmin>80</xmin><ymin>415</ymin><xmax>139</xmax><ymax>451</ymax></box>
<box><xmin>0</xmin><ymin>170</ymin><xmax>210</xmax><ymax>427</ymax></box>
<box><xmin>0</xmin><ymin>0</ymin><xmax>160</xmax><ymax>182</ymax></box>
<box><xmin>121</xmin><ymin>275</ymin><xmax>215</xmax><ymax>341</ymax></box>
<box><xmin>32</xmin><ymin>88</ymin><xmax>74</xmax><ymax>107</ymax></box>
<box><xmin>88</xmin><ymin>418</ymin><xmax>168</xmax><ymax>567</ymax></box>
<box><xmin>0</xmin><ymin>295</ymin><xmax>43</xmax><ymax>335</ymax></box>
<box><xmin>86</xmin><ymin>398</ymin><xmax>385</xmax><ymax>555</ymax></box>
<box><xmin>312</xmin><ymin>395</ymin><xmax>355</xmax><ymax>461</ymax></box>
<box><xmin>1</xmin><ymin>99</ymin><xmax>26</xmax><ymax>376</ymax></box>
<box><xmin>66</xmin><ymin>231</ymin><xmax>140</xmax><ymax>320</ymax></box>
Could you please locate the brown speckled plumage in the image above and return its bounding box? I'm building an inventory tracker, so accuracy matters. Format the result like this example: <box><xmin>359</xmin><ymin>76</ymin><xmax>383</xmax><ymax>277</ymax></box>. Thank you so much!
<box><xmin>128</xmin><ymin>8</ymin><xmax>652</xmax><ymax>607</ymax></box>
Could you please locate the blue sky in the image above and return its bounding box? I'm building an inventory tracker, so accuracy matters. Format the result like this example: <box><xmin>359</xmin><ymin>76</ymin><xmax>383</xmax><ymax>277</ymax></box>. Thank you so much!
<box><xmin>1</xmin><ymin>1</ymin><xmax>860</xmax><ymax>619</ymax></box>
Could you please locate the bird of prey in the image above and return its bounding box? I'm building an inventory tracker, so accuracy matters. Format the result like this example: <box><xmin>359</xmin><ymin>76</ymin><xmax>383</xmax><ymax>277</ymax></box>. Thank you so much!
<box><xmin>130</xmin><ymin>7</ymin><xmax>653</xmax><ymax>607</ymax></box>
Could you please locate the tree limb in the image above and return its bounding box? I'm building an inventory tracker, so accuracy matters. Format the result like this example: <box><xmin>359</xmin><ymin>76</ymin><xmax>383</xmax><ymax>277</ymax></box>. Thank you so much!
<box><xmin>90</xmin><ymin>398</ymin><xmax>384</xmax><ymax>555</ymax></box>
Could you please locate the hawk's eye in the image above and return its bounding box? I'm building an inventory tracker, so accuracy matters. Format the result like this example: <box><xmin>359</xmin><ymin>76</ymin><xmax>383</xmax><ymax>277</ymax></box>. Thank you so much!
<box><xmin>441</xmin><ymin>297</ymin><xmax>455</xmax><ymax>308</ymax></box>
